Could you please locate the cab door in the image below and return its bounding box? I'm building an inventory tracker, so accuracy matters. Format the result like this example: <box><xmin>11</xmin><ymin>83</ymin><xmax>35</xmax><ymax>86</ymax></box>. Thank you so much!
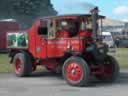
<box><xmin>46</xmin><ymin>19</ymin><xmax>67</xmax><ymax>58</ymax></box>
<box><xmin>35</xmin><ymin>20</ymin><xmax>48</xmax><ymax>59</ymax></box>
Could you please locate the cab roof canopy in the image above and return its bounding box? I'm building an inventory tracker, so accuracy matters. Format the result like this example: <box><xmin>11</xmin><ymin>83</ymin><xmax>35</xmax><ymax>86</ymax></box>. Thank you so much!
<box><xmin>39</xmin><ymin>14</ymin><xmax>105</xmax><ymax>20</ymax></box>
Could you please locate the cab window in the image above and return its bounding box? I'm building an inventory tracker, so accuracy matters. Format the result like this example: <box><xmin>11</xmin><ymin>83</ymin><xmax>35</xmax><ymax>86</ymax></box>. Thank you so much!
<box><xmin>56</xmin><ymin>19</ymin><xmax>79</xmax><ymax>38</ymax></box>
<box><xmin>37</xmin><ymin>21</ymin><xmax>48</xmax><ymax>37</ymax></box>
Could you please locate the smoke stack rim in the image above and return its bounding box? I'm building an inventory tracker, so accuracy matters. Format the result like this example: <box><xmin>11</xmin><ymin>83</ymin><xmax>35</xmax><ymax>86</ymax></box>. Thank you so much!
<box><xmin>90</xmin><ymin>7</ymin><xmax>99</xmax><ymax>14</ymax></box>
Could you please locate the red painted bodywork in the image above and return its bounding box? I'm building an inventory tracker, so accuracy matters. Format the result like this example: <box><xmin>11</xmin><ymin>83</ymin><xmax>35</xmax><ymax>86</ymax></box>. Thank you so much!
<box><xmin>0</xmin><ymin>21</ymin><xmax>19</xmax><ymax>50</ymax></box>
<box><xmin>26</xmin><ymin>14</ymin><xmax>105</xmax><ymax>60</ymax></box>
<box><xmin>29</xmin><ymin>29</ymin><xmax>84</xmax><ymax>59</ymax></box>
<box><xmin>28</xmin><ymin>17</ymin><xmax>88</xmax><ymax>59</ymax></box>
<box><xmin>6</xmin><ymin>13</ymin><xmax>107</xmax><ymax>77</ymax></box>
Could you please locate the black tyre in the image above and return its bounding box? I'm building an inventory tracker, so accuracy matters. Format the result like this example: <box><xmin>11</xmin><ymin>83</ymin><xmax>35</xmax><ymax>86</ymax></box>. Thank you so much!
<box><xmin>96</xmin><ymin>55</ymin><xmax>120</xmax><ymax>82</ymax></box>
<box><xmin>13</xmin><ymin>52</ymin><xmax>32</xmax><ymax>77</ymax></box>
<box><xmin>63</xmin><ymin>56</ymin><xmax>90</xmax><ymax>87</ymax></box>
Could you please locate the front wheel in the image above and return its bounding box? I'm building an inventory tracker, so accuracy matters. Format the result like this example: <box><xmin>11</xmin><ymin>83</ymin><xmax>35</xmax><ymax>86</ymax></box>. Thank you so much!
<box><xmin>63</xmin><ymin>56</ymin><xmax>90</xmax><ymax>87</ymax></box>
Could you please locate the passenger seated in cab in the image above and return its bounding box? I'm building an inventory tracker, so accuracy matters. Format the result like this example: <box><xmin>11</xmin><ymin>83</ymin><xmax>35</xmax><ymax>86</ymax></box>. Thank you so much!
<box><xmin>57</xmin><ymin>20</ymin><xmax>78</xmax><ymax>38</ymax></box>
<box><xmin>78</xmin><ymin>21</ymin><xmax>92</xmax><ymax>37</ymax></box>
<box><xmin>78</xmin><ymin>21</ymin><xmax>93</xmax><ymax>42</ymax></box>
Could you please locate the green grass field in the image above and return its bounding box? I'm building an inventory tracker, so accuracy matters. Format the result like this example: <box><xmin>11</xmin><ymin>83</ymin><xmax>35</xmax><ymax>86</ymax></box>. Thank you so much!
<box><xmin>0</xmin><ymin>54</ymin><xmax>12</xmax><ymax>72</ymax></box>
<box><xmin>0</xmin><ymin>48</ymin><xmax>128</xmax><ymax>72</ymax></box>
<box><xmin>112</xmin><ymin>48</ymin><xmax>128</xmax><ymax>68</ymax></box>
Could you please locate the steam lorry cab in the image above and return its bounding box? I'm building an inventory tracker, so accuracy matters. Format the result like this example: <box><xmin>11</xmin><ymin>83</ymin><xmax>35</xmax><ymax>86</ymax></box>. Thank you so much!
<box><xmin>7</xmin><ymin>7</ymin><xmax>119</xmax><ymax>87</ymax></box>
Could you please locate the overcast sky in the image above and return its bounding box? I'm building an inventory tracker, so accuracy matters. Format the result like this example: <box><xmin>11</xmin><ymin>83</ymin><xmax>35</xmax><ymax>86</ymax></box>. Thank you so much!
<box><xmin>51</xmin><ymin>0</ymin><xmax>128</xmax><ymax>22</ymax></box>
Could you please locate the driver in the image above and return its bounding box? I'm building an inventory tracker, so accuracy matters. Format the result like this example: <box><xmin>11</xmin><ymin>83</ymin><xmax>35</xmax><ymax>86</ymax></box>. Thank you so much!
<box><xmin>57</xmin><ymin>21</ymin><xmax>69</xmax><ymax>38</ymax></box>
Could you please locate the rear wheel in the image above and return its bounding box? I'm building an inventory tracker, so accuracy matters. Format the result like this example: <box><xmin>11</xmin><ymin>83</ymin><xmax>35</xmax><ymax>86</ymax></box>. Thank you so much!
<box><xmin>13</xmin><ymin>52</ymin><xmax>32</xmax><ymax>77</ymax></box>
<box><xmin>96</xmin><ymin>56</ymin><xmax>119</xmax><ymax>82</ymax></box>
<box><xmin>63</xmin><ymin>56</ymin><xmax>90</xmax><ymax>87</ymax></box>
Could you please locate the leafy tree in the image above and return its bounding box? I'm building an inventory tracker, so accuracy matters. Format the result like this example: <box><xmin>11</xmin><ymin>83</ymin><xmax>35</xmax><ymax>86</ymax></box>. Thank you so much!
<box><xmin>0</xmin><ymin>0</ymin><xmax>57</xmax><ymax>28</ymax></box>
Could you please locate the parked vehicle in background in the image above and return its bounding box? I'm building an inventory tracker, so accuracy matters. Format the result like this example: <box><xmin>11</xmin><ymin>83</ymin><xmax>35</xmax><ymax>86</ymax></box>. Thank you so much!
<box><xmin>0</xmin><ymin>19</ymin><xmax>19</xmax><ymax>52</ymax></box>
<box><xmin>102</xmin><ymin>32</ymin><xmax>115</xmax><ymax>48</ymax></box>
<box><xmin>102</xmin><ymin>32</ymin><xmax>116</xmax><ymax>53</ymax></box>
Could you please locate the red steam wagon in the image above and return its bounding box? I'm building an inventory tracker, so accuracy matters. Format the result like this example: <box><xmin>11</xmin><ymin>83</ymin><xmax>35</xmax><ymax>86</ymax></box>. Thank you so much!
<box><xmin>7</xmin><ymin>7</ymin><xmax>119</xmax><ymax>87</ymax></box>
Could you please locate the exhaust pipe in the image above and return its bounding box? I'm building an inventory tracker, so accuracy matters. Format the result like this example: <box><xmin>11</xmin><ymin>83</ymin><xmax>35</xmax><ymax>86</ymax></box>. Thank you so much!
<box><xmin>90</xmin><ymin>7</ymin><xmax>99</xmax><ymax>41</ymax></box>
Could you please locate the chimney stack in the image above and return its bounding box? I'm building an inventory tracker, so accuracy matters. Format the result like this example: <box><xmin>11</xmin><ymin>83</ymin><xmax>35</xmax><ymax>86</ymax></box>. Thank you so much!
<box><xmin>90</xmin><ymin>7</ymin><xmax>99</xmax><ymax>40</ymax></box>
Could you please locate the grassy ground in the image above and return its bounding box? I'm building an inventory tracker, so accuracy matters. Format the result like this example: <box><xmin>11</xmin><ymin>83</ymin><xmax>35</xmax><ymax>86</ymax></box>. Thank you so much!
<box><xmin>0</xmin><ymin>48</ymin><xmax>128</xmax><ymax>72</ymax></box>
<box><xmin>112</xmin><ymin>48</ymin><xmax>128</xmax><ymax>68</ymax></box>
<box><xmin>0</xmin><ymin>54</ymin><xmax>12</xmax><ymax>72</ymax></box>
